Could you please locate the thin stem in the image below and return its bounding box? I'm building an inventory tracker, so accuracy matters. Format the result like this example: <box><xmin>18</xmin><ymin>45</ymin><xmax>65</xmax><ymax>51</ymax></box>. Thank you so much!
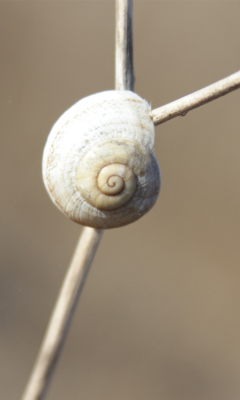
<box><xmin>21</xmin><ymin>228</ymin><xmax>103</xmax><ymax>400</ymax></box>
<box><xmin>115</xmin><ymin>0</ymin><xmax>134</xmax><ymax>91</ymax></box>
<box><xmin>150</xmin><ymin>70</ymin><xmax>240</xmax><ymax>126</ymax></box>
<box><xmin>21</xmin><ymin>1</ymin><xmax>134</xmax><ymax>400</ymax></box>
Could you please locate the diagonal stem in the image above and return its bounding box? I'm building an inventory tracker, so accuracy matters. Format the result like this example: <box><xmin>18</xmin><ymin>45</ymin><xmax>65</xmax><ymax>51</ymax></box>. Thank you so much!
<box><xmin>151</xmin><ymin>70</ymin><xmax>240</xmax><ymax>126</ymax></box>
<box><xmin>21</xmin><ymin>228</ymin><xmax>103</xmax><ymax>400</ymax></box>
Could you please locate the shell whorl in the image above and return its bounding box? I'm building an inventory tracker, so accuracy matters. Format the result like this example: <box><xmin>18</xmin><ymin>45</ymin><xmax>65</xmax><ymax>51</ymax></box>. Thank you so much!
<box><xmin>42</xmin><ymin>90</ymin><xmax>161</xmax><ymax>229</ymax></box>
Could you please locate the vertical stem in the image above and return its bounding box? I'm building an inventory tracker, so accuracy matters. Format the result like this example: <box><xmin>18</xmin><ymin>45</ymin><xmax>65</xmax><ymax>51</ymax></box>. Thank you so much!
<box><xmin>115</xmin><ymin>0</ymin><xmax>135</xmax><ymax>91</ymax></box>
<box><xmin>21</xmin><ymin>1</ymin><xmax>135</xmax><ymax>399</ymax></box>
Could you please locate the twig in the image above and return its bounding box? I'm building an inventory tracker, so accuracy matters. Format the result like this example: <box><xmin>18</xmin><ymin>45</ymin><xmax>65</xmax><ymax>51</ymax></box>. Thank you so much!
<box><xmin>150</xmin><ymin>70</ymin><xmax>240</xmax><ymax>126</ymax></box>
<box><xmin>21</xmin><ymin>228</ymin><xmax>103</xmax><ymax>400</ymax></box>
<box><xmin>21</xmin><ymin>1</ymin><xmax>134</xmax><ymax>399</ymax></box>
<box><xmin>115</xmin><ymin>0</ymin><xmax>134</xmax><ymax>91</ymax></box>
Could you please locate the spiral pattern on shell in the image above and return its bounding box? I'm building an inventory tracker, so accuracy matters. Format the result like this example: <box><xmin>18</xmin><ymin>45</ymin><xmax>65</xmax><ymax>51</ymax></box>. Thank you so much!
<box><xmin>42</xmin><ymin>90</ymin><xmax>161</xmax><ymax>229</ymax></box>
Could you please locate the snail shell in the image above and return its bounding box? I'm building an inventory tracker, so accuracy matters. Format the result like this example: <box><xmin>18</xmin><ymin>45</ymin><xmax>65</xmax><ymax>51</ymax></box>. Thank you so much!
<box><xmin>42</xmin><ymin>90</ymin><xmax>161</xmax><ymax>229</ymax></box>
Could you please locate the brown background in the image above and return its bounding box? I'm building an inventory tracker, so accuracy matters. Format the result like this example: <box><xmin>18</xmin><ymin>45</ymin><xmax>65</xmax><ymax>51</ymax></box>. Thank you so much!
<box><xmin>1</xmin><ymin>1</ymin><xmax>240</xmax><ymax>399</ymax></box>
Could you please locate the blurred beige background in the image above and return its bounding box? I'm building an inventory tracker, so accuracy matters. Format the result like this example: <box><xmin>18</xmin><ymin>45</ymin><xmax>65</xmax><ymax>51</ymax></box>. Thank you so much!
<box><xmin>1</xmin><ymin>1</ymin><xmax>240</xmax><ymax>399</ymax></box>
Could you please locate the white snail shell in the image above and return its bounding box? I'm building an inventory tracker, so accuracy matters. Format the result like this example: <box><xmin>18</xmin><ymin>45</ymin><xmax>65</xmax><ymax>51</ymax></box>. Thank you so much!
<box><xmin>42</xmin><ymin>90</ymin><xmax>161</xmax><ymax>229</ymax></box>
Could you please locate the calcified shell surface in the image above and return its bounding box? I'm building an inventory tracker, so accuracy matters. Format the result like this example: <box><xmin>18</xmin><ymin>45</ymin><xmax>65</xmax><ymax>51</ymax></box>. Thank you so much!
<box><xmin>42</xmin><ymin>90</ymin><xmax>161</xmax><ymax>229</ymax></box>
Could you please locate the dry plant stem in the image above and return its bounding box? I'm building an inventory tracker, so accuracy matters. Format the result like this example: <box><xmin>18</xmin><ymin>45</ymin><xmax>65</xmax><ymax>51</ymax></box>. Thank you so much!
<box><xmin>115</xmin><ymin>0</ymin><xmax>134</xmax><ymax>91</ymax></box>
<box><xmin>21</xmin><ymin>1</ymin><xmax>134</xmax><ymax>400</ymax></box>
<box><xmin>21</xmin><ymin>228</ymin><xmax>103</xmax><ymax>400</ymax></box>
<box><xmin>151</xmin><ymin>70</ymin><xmax>240</xmax><ymax>126</ymax></box>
